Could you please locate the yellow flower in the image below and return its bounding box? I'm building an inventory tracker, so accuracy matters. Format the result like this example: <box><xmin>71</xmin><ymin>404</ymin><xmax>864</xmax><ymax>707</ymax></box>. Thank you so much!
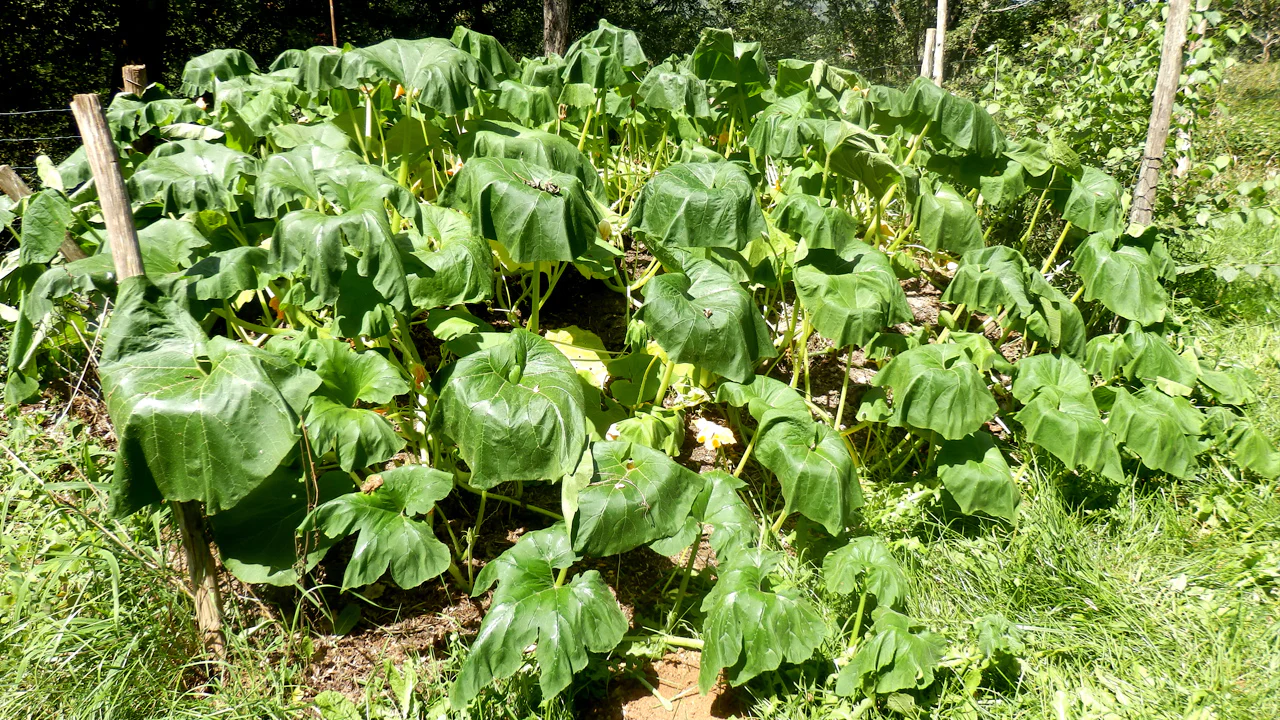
<box><xmin>693</xmin><ymin>418</ymin><xmax>735</xmax><ymax>453</ymax></box>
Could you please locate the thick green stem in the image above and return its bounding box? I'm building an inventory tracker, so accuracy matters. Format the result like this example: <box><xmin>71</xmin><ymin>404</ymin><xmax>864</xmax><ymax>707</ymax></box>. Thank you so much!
<box><xmin>653</xmin><ymin>360</ymin><xmax>676</xmax><ymax>408</ymax></box>
<box><xmin>529</xmin><ymin>261</ymin><xmax>543</xmax><ymax>334</ymax></box>
<box><xmin>1039</xmin><ymin>221</ymin><xmax>1074</xmax><ymax>275</ymax></box>
<box><xmin>455</xmin><ymin>480</ymin><xmax>563</xmax><ymax>521</ymax></box>
<box><xmin>733</xmin><ymin>424</ymin><xmax>760</xmax><ymax>478</ymax></box>
<box><xmin>663</xmin><ymin>534</ymin><xmax>702</xmax><ymax>634</ymax></box>
<box><xmin>1018</xmin><ymin>167</ymin><xmax>1057</xmax><ymax>251</ymax></box>
<box><xmin>850</xmin><ymin>589</ymin><xmax>869</xmax><ymax>646</ymax></box>
<box><xmin>834</xmin><ymin>348</ymin><xmax>856</xmax><ymax>429</ymax></box>
<box><xmin>555</xmin><ymin>566</ymin><xmax>569</xmax><ymax>588</ymax></box>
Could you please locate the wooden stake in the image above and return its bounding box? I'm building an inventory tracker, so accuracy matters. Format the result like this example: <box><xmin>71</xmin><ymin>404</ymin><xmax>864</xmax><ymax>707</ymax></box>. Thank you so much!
<box><xmin>1130</xmin><ymin>0</ymin><xmax>1191</xmax><ymax>227</ymax></box>
<box><xmin>122</xmin><ymin>64</ymin><xmax>147</xmax><ymax>95</ymax></box>
<box><xmin>328</xmin><ymin>0</ymin><xmax>338</xmax><ymax>46</ymax></box>
<box><xmin>921</xmin><ymin>29</ymin><xmax>937</xmax><ymax>78</ymax></box>
<box><xmin>0</xmin><ymin>164</ymin><xmax>88</xmax><ymax>261</ymax></box>
<box><xmin>69</xmin><ymin>92</ymin><xmax>226</xmax><ymax>660</ymax></box>
<box><xmin>933</xmin><ymin>0</ymin><xmax>948</xmax><ymax>84</ymax></box>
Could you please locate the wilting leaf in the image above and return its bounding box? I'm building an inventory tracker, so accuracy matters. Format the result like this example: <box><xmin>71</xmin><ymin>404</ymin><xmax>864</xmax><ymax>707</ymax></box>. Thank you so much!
<box><xmin>130</xmin><ymin>140</ymin><xmax>254</xmax><ymax>214</ymax></box>
<box><xmin>628</xmin><ymin>162</ymin><xmax>766</xmax><ymax>251</ymax></box>
<box><xmin>794</xmin><ymin>245</ymin><xmax>912</xmax><ymax>348</ymax></box>
<box><xmin>824</xmin><ymin>536</ymin><xmax>908</xmax><ymax>608</ymax></box>
<box><xmin>1073</xmin><ymin>232</ymin><xmax>1168</xmax><ymax>326</ymax></box>
<box><xmin>871</xmin><ymin>344</ymin><xmax>998</xmax><ymax>441</ymax></box>
<box><xmin>837</xmin><ymin>608</ymin><xmax>945</xmax><ymax>696</ymax></box>
<box><xmin>1108</xmin><ymin>387</ymin><xmax>1204</xmax><ymax>478</ymax></box>
<box><xmin>935</xmin><ymin>432</ymin><xmax>1018</xmax><ymax>521</ymax></box>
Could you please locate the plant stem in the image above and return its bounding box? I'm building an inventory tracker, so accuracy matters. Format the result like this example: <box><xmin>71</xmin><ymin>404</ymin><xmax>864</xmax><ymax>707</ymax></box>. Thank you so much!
<box><xmin>733</xmin><ymin>425</ymin><xmax>760</xmax><ymax>478</ymax></box>
<box><xmin>455</xmin><ymin>481</ymin><xmax>564</xmax><ymax>520</ymax></box>
<box><xmin>1018</xmin><ymin>167</ymin><xmax>1057</xmax><ymax>251</ymax></box>
<box><xmin>1039</xmin><ymin>221</ymin><xmax>1074</xmax><ymax>275</ymax></box>
<box><xmin>834</xmin><ymin>348</ymin><xmax>855</xmax><ymax>429</ymax></box>
<box><xmin>555</xmin><ymin>566</ymin><xmax>569</xmax><ymax>588</ymax></box>
<box><xmin>850</xmin><ymin>588</ymin><xmax>869</xmax><ymax>646</ymax></box>
<box><xmin>529</xmin><ymin>260</ymin><xmax>543</xmax><ymax>334</ymax></box>
<box><xmin>653</xmin><ymin>360</ymin><xmax>676</xmax><ymax>408</ymax></box>
<box><xmin>663</xmin><ymin>534</ymin><xmax>702</xmax><ymax>634</ymax></box>
<box><xmin>623</xmin><ymin>634</ymin><xmax>705</xmax><ymax>650</ymax></box>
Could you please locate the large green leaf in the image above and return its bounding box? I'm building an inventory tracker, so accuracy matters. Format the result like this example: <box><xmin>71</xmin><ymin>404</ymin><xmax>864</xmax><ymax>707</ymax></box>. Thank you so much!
<box><xmin>1056</xmin><ymin>166</ymin><xmax>1122</xmax><ymax>233</ymax></box>
<box><xmin>941</xmin><ymin>246</ymin><xmax>1033</xmax><ymax>317</ymax></box>
<box><xmin>700</xmin><ymin>470</ymin><xmax>758</xmax><ymax>561</ymax></box>
<box><xmin>270</xmin><ymin>45</ymin><xmax>363</xmax><ymax>92</ymax></box>
<box><xmin>794</xmin><ymin>245</ymin><xmax>912</xmax><ymax>348</ymax></box>
<box><xmin>432</xmin><ymin>329</ymin><xmax>588</xmax><ymax>488</ymax></box>
<box><xmin>211</xmin><ymin>467</ymin><xmax>351</xmax><ymax>586</ymax></box>
<box><xmin>304</xmin><ymin>398</ymin><xmax>405</xmax><ymax>472</ymax></box>
<box><xmin>1108</xmin><ymin>387</ymin><xmax>1204</xmax><ymax>478</ymax></box>
<box><xmin>640</xmin><ymin>257</ymin><xmax>775</xmax><ymax>383</ymax></box>
<box><xmin>571</xmin><ymin>441</ymin><xmax>704</xmax><ymax>557</ymax></box>
<box><xmin>870</xmin><ymin>77</ymin><xmax>1005</xmax><ymax>157</ymax></box>
<box><xmin>18</xmin><ymin>190</ymin><xmax>74</xmax><ymax>266</ymax></box>
<box><xmin>823</xmin><ymin>536</ymin><xmax>908</xmax><ymax>609</ymax></box>
<box><xmin>1120</xmin><ymin>327</ymin><xmax>1198</xmax><ymax>389</ymax></box>
<box><xmin>627</xmin><ymin>162</ymin><xmax>766</xmax><ymax>251</ymax></box>
<box><xmin>1073</xmin><ymin>232</ymin><xmax>1168</xmax><ymax>326</ymax></box>
<box><xmin>689</xmin><ymin>28</ymin><xmax>768</xmax><ymax>87</ymax></box>
<box><xmin>837</xmin><ymin>608</ymin><xmax>946</xmax><ymax>696</ymax></box>
<box><xmin>253</xmin><ymin>143</ymin><xmax>364</xmax><ymax>218</ymax></box>
<box><xmin>129</xmin><ymin>140</ymin><xmax>254</xmax><ymax>214</ymax></box>
<box><xmin>180</xmin><ymin>48</ymin><xmax>259</xmax><ymax>95</ymax></box>
<box><xmin>101</xmin><ymin>278</ymin><xmax>320</xmax><ymax>516</ymax></box>
<box><xmin>565</xmin><ymin>20</ymin><xmax>648</xmax><ymax>72</ymax></box>
<box><xmin>1012</xmin><ymin>353</ymin><xmax>1092</xmax><ymax>404</ymax></box>
<box><xmin>910</xmin><ymin>173</ymin><xmax>984</xmax><ymax>256</ymax></box>
<box><xmin>1017</xmin><ymin>392</ymin><xmax>1123</xmax><ymax>480</ymax></box>
<box><xmin>305</xmin><ymin>465</ymin><xmax>453</xmax><ymax>590</ymax></box>
<box><xmin>406</xmin><ymin>205</ymin><xmax>494</xmax><ymax>309</ymax></box>
<box><xmin>493</xmin><ymin>79</ymin><xmax>558</xmax><ymax>126</ymax></box>
<box><xmin>560</xmin><ymin>47</ymin><xmax>625</xmax><ymax>89</ymax></box>
<box><xmin>637</xmin><ymin>62</ymin><xmax>710</xmax><ymax>118</ymax></box>
<box><xmin>871</xmin><ymin>344</ymin><xmax>998</xmax><ymax>441</ymax></box>
<box><xmin>699</xmin><ymin>548</ymin><xmax>825</xmax><ymax>692</ymax></box>
<box><xmin>462</xmin><ymin>121</ymin><xmax>605</xmax><ymax>199</ymax></box>
<box><xmin>772</xmin><ymin>193</ymin><xmax>860</xmax><ymax>253</ymax></box>
<box><xmin>438</xmin><ymin>156</ymin><xmax>602</xmax><ymax>263</ymax></box>
<box><xmin>450</xmin><ymin>26</ymin><xmax>519</xmax><ymax>80</ymax></box>
<box><xmin>271</xmin><ymin>208</ymin><xmax>410</xmax><ymax>314</ymax></box>
<box><xmin>935</xmin><ymin>433</ymin><xmax>1018</xmax><ymax>521</ymax></box>
<box><xmin>452</xmin><ymin>524</ymin><xmax>627</xmax><ymax>708</ymax></box>
<box><xmin>355</xmin><ymin>38</ymin><xmax>493</xmax><ymax>115</ymax></box>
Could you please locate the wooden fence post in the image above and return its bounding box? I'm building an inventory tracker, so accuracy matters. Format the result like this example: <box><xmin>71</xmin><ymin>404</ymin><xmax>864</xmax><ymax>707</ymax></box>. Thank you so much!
<box><xmin>0</xmin><ymin>165</ymin><xmax>89</xmax><ymax>261</ymax></box>
<box><xmin>68</xmin><ymin>92</ymin><xmax>226</xmax><ymax>661</ymax></box>
<box><xmin>933</xmin><ymin>0</ymin><xmax>948</xmax><ymax>84</ymax></box>
<box><xmin>122</xmin><ymin>64</ymin><xmax>147</xmax><ymax>95</ymax></box>
<box><xmin>1130</xmin><ymin>0</ymin><xmax>1191</xmax><ymax>226</ymax></box>
<box><xmin>921</xmin><ymin>28</ymin><xmax>937</xmax><ymax>78</ymax></box>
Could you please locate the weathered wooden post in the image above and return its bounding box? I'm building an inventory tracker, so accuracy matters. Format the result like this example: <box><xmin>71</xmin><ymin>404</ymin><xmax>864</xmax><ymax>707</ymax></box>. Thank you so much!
<box><xmin>933</xmin><ymin>0</ymin><xmax>948</xmax><ymax>84</ymax></box>
<box><xmin>122</xmin><ymin>64</ymin><xmax>147</xmax><ymax>95</ymax></box>
<box><xmin>1130</xmin><ymin>0</ymin><xmax>1191</xmax><ymax>226</ymax></box>
<box><xmin>69</xmin><ymin>91</ymin><xmax>226</xmax><ymax>660</ymax></box>
<box><xmin>921</xmin><ymin>28</ymin><xmax>937</xmax><ymax>78</ymax></box>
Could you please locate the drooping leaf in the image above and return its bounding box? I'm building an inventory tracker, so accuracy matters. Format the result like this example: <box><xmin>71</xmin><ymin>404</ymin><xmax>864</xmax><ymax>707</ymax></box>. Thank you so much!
<box><xmin>794</xmin><ymin>245</ymin><xmax>912</xmax><ymax>348</ymax></box>
<box><xmin>211</xmin><ymin>466</ymin><xmax>351</xmax><ymax>586</ymax></box>
<box><xmin>129</xmin><ymin>139</ymin><xmax>254</xmax><ymax>214</ymax></box>
<box><xmin>871</xmin><ymin>344</ymin><xmax>998</xmax><ymax>441</ymax></box>
<box><xmin>355</xmin><ymin>38</ymin><xmax>493</xmax><ymax>115</ymax></box>
<box><xmin>304</xmin><ymin>398</ymin><xmax>406</xmax><ymax>472</ymax></box>
<box><xmin>1011</xmin><ymin>353</ymin><xmax>1092</xmax><ymax>405</ymax></box>
<box><xmin>1120</xmin><ymin>327</ymin><xmax>1198</xmax><ymax>389</ymax></box>
<box><xmin>438</xmin><ymin>156</ymin><xmax>602</xmax><ymax>263</ymax></box>
<box><xmin>1016</xmin><ymin>391</ymin><xmax>1123</xmax><ymax>480</ymax></box>
<box><xmin>253</xmin><ymin>143</ymin><xmax>364</xmax><ymax>218</ymax></box>
<box><xmin>565</xmin><ymin>20</ymin><xmax>648</xmax><ymax>73</ymax></box>
<box><xmin>823</xmin><ymin>536</ymin><xmax>908</xmax><ymax>609</ymax></box>
<box><xmin>451</xmin><ymin>524</ymin><xmax>627</xmax><ymax>708</ymax></box>
<box><xmin>935</xmin><ymin>432</ymin><xmax>1018</xmax><ymax>521</ymax></box>
<box><xmin>637</xmin><ymin>62</ymin><xmax>711</xmax><ymax>118</ymax></box>
<box><xmin>1073</xmin><ymin>232</ymin><xmax>1168</xmax><ymax>326</ymax></box>
<box><xmin>700</xmin><ymin>470</ymin><xmax>757</xmax><ymax>561</ymax></box>
<box><xmin>493</xmin><ymin>79</ymin><xmax>558</xmax><ymax>126</ymax></box>
<box><xmin>772</xmin><ymin>193</ymin><xmax>860</xmax><ymax>254</ymax></box>
<box><xmin>463</xmin><ymin>121</ymin><xmax>605</xmax><ymax>199</ymax></box>
<box><xmin>910</xmin><ymin>173</ymin><xmax>984</xmax><ymax>256</ymax></box>
<box><xmin>406</xmin><ymin>205</ymin><xmax>495</xmax><ymax>310</ymax></box>
<box><xmin>699</xmin><ymin>548</ymin><xmax>826</xmax><ymax>692</ymax></box>
<box><xmin>101</xmin><ymin>278</ymin><xmax>320</xmax><ymax>516</ymax></box>
<box><xmin>305</xmin><ymin>465</ymin><xmax>453</xmax><ymax>590</ymax></box>
<box><xmin>627</xmin><ymin>162</ymin><xmax>766</xmax><ymax>251</ymax></box>
<box><xmin>941</xmin><ymin>246</ymin><xmax>1033</xmax><ymax>317</ymax></box>
<box><xmin>640</xmin><ymin>256</ymin><xmax>775</xmax><ymax>383</ymax></box>
<box><xmin>837</xmin><ymin>608</ymin><xmax>945</xmax><ymax>696</ymax></box>
<box><xmin>432</xmin><ymin>329</ymin><xmax>588</xmax><ymax>488</ymax></box>
<box><xmin>689</xmin><ymin>28</ymin><xmax>768</xmax><ymax>88</ymax></box>
<box><xmin>1056</xmin><ymin>166</ymin><xmax>1122</xmax><ymax>233</ymax></box>
<box><xmin>271</xmin><ymin>208</ymin><xmax>410</xmax><ymax>314</ymax></box>
<box><xmin>180</xmin><ymin>48</ymin><xmax>259</xmax><ymax>95</ymax></box>
<box><xmin>450</xmin><ymin>26</ymin><xmax>519</xmax><ymax>80</ymax></box>
<box><xmin>1107</xmin><ymin>387</ymin><xmax>1204</xmax><ymax>478</ymax></box>
<box><xmin>571</xmin><ymin>441</ymin><xmax>704</xmax><ymax>557</ymax></box>
<box><xmin>18</xmin><ymin>190</ymin><xmax>75</xmax><ymax>266</ymax></box>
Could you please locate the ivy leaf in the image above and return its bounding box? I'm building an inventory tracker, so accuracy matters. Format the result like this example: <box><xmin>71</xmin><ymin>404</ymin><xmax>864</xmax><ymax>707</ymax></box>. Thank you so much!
<box><xmin>823</xmin><ymin>536</ymin><xmax>908</xmax><ymax>609</ymax></box>
<box><xmin>935</xmin><ymin>432</ymin><xmax>1019</xmax><ymax>521</ymax></box>
<box><xmin>699</xmin><ymin>548</ymin><xmax>826</xmax><ymax>692</ymax></box>
<box><xmin>627</xmin><ymin>162</ymin><xmax>767</xmax><ymax>251</ymax></box>
<box><xmin>640</xmin><ymin>257</ymin><xmax>776</xmax><ymax>383</ymax></box>
<box><xmin>101</xmin><ymin>278</ymin><xmax>320</xmax><ymax>516</ymax></box>
<box><xmin>871</xmin><ymin>344</ymin><xmax>998</xmax><ymax>441</ymax></box>
<box><xmin>837</xmin><ymin>608</ymin><xmax>945</xmax><ymax>696</ymax></box>
<box><xmin>433</xmin><ymin>329</ymin><xmax>588</xmax><ymax>488</ymax></box>
<box><xmin>794</xmin><ymin>246</ymin><xmax>913</xmax><ymax>349</ymax></box>
<box><xmin>571</xmin><ymin>441</ymin><xmax>705</xmax><ymax>557</ymax></box>
<box><xmin>1108</xmin><ymin>388</ymin><xmax>1204</xmax><ymax>478</ymax></box>
<box><xmin>305</xmin><ymin>465</ymin><xmax>453</xmax><ymax>590</ymax></box>
<box><xmin>452</xmin><ymin>524</ymin><xmax>627</xmax><ymax>709</ymax></box>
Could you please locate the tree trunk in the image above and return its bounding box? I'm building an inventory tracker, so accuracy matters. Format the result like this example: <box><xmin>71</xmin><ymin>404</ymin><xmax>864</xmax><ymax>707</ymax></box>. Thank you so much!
<box><xmin>544</xmin><ymin>0</ymin><xmax>571</xmax><ymax>56</ymax></box>
<box><xmin>1130</xmin><ymin>0</ymin><xmax>1191</xmax><ymax>227</ymax></box>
